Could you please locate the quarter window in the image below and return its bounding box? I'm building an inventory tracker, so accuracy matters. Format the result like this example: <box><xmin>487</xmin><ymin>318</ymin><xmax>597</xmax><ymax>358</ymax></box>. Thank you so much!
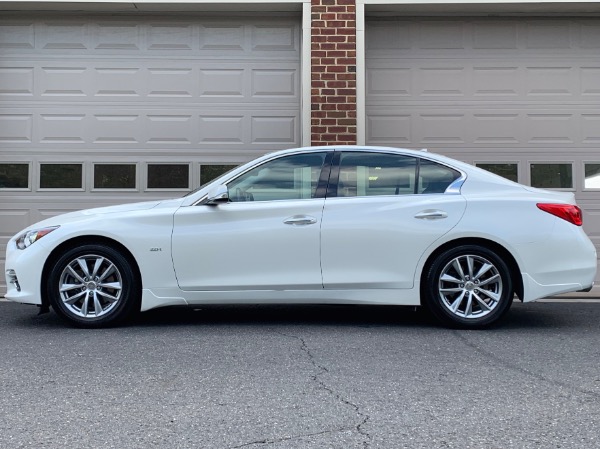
<box><xmin>227</xmin><ymin>153</ymin><xmax>327</xmax><ymax>202</ymax></box>
<box><xmin>418</xmin><ymin>159</ymin><xmax>461</xmax><ymax>194</ymax></box>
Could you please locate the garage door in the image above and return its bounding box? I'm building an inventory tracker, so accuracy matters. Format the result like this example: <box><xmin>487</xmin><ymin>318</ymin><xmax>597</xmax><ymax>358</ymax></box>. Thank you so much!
<box><xmin>366</xmin><ymin>17</ymin><xmax>600</xmax><ymax>279</ymax></box>
<box><xmin>0</xmin><ymin>13</ymin><xmax>301</xmax><ymax>292</ymax></box>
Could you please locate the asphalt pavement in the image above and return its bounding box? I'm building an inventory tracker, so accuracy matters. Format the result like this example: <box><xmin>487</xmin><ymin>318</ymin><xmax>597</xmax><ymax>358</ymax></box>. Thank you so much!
<box><xmin>0</xmin><ymin>300</ymin><xmax>599</xmax><ymax>449</ymax></box>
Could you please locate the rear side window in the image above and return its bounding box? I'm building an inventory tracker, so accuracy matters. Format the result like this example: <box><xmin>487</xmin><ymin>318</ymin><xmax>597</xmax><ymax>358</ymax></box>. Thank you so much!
<box><xmin>335</xmin><ymin>152</ymin><xmax>460</xmax><ymax>197</ymax></box>
<box><xmin>337</xmin><ymin>153</ymin><xmax>417</xmax><ymax>197</ymax></box>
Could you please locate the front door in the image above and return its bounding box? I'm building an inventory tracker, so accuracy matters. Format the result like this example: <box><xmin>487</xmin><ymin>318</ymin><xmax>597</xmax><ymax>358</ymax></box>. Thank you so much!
<box><xmin>172</xmin><ymin>152</ymin><xmax>330</xmax><ymax>291</ymax></box>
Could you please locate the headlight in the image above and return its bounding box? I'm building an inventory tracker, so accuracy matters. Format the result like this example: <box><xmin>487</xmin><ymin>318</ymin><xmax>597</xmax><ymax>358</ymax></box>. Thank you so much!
<box><xmin>16</xmin><ymin>226</ymin><xmax>59</xmax><ymax>250</ymax></box>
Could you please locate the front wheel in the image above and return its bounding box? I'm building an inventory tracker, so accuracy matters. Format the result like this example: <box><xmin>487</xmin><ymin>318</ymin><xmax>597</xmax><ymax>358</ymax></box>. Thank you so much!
<box><xmin>422</xmin><ymin>245</ymin><xmax>514</xmax><ymax>328</ymax></box>
<box><xmin>47</xmin><ymin>244</ymin><xmax>141</xmax><ymax>328</ymax></box>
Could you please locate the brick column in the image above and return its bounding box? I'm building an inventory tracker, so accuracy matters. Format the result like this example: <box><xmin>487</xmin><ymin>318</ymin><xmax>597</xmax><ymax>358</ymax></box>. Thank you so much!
<box><xmin>311</xmin><ymin>0</ymin><xmax>357</xmax><ymax>145</ymax></box>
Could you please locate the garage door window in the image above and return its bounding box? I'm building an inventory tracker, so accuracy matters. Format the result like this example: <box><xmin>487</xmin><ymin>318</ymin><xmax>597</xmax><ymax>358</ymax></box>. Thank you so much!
<box><xmin>200</xmin><ymin>164</ymin><xmax>239</xmax><ymax>187</ymax></box>
<box><xmin>40</xmin><ymin>164</ymin><xmax>83</xmax><ymax>189</ymax></box>
<box><xmin>476</xmin><ymin>163</ymin><xmax>518</xmax><ymax>183</ymax></box>
<box><xmin>147</xmin><ymin>164</ymin><xmax>189</xmax><ymax>190</ymax></box>
<box><xmin>94</xmin><ymin>164</ymin><xmax>136</xmax><ymax>190</ymax></box>
<box><xmin>0</xmin><ymin>163</ymin><xmax>29</xmax><ymax>189</ymax></box>
<box><xmin>584</xmin><ymin>164</ymin><xmax>600</xmax><ymax>190</ymax></box>
<box><xmin>530</xmin><ymin>163</ymin><xmax>573</xmax><ymax>189</ymax></box>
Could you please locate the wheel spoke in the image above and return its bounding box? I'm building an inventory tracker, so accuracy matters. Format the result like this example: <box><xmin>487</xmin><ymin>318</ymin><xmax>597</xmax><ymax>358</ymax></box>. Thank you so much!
<box><xmin>98</xmin><ymin>263</ymin><xmax>116</xmax><ymax>282</ymax></box>
<box><xmin>66</xmin><ymin>265</ymin><xmax>86</xmax><ymax>284</ymax></box>
<box><xmin>96</xmin><ymin>290</ymin><xmax>119</xmax><ymax>303</ymax></box>
<box><xmin>440</xmin><ymin>287</ymin><xmax>463</xmax><ymax>293</ymax></box>
<box><xmin>479</xmin><ymin>289</ymin><xmax>500</xmax><ymax>302</ymax></box>
<box><xmin>76</xmin><ymin>258</ymin><xmax>92</xmax><ymax>279</ymax></box>
<box><xmin>91</xmin><ymin>257</ymin><xmax>105</xmax><ymax>278</ymax></box>
<box><xmin>477</xmin><ymin>273</ymin><xmax>500</xmax><ymax>287</ymax></box>
<box><xmin>452</xmin><ymin>259</ymin><xmax>466</xmax><ymax>282</ymax></box>
<box><xmin>64</xmin><ymin>290</ymin><xmax>86</xmax><ymax>305</ymax></box>
<box><xmin>449</xmin><ymin>290</ymin><xmax>467</xmax><ymax>312</ymax></box>
<box><xmin>441</xmin><ymin>273</ymin><xmax>462</xmax><ymax>284</ymax></box>
<box><xmin>473</xmin><ymin>263</ymin><xmax>493</xmax><ymax>282</ymax></box>
<box><xmin>60</xmin><ymin>283</ymin><xmax>84</xmax><ymax>292</ymax></box>
<box><xmin>98</xmin><ymin>281</ymin><xmax>121</xmax><ymax>290</ymax></box>
<box><xmin>80</xmin><ymin>295</ymin><xmax>90</xmax><ymax>317</ymax></box>
<box><xmin>473</xmin><ymin>292</ymin><xmax>492</xmax><ymax>311</ymax></box>
<box><xmin>464</xmin><ymin>292</ymin><xmax>473</xmax><ymax>317</ymax></box>
<box><xmin>93</xmin><ymin>292</ymin><xmax>104</xmax><ymax>315</ymax></box>
<box><xmin>466</xmin><ymin>255</ymin><xmax>475</xmax><ymax>279</ymax></box>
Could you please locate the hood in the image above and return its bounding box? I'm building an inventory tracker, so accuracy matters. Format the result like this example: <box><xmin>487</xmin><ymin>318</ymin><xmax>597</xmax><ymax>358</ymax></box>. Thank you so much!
<box><xmin>19</xmin><ymin>198</ymin><xmax>182</xmax><ymax>231</ymax></box>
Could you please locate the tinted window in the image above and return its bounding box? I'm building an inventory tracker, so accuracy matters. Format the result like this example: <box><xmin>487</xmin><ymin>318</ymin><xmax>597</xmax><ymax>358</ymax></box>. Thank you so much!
<box><xmin>337</xmin><ymin>152</ymin><xmax>417</xmax><ymax>197</ymax></box>
<box><xmin>418</xmin><ymin>159</ymin><xmax>461</xmax><ymax>194</ymax></box>
<box><xmin>227</xmin><ymin>153</ymin><xmax>327</xmax><ymax>202</ymax></box>
<box><xmin>40</xmin><ymin>164</ymin><xmax>82</xmax><ymax>189</ymax></box>
<box><xmin>94</xmin><ymin>164</ymin><xmax>136</xmax><ymax>189</ymax></box>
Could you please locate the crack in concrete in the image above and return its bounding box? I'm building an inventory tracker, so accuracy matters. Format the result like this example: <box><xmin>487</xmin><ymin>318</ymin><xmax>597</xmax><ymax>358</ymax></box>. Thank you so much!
<box><xmin>228</xmin><ymin>427</ymin><xmax>354</xmax><ymax>448</ymax></box>
<box><xmin>453</xmin><ymin>330</ymin><xmax>600</xmax><ymax>399</ymax></box>
<box><xmin>276</xmin><ymin>331</ymin><xmax>372</xmax><ymax>448</ymax></box>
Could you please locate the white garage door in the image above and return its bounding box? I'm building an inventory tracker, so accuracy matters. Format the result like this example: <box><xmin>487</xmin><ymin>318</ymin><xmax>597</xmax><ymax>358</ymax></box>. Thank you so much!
<box><xmin>0</xmin><ymin>13</ymin><xmax>301</xmax><ymax>291</ymax></box>
<box><xmin>366</xmin><ymin>17</ymin><xmax>600</xmax><ymax>276</ymax></box>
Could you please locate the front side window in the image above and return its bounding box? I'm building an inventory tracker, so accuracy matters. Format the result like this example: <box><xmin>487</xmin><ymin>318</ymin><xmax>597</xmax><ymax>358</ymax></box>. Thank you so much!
<box><xmin>226</xmin><ymin>153</ymin><xmax>327</xmax><ymax>202</ymax></box>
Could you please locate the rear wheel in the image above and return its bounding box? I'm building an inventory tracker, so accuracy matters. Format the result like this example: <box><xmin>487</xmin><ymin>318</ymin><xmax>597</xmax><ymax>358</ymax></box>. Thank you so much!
<box><xmin>423</xmin><ymin>245</ymin><xmax>513</xmax><ymax>328</ymax></box>
<box><xmin>47</xmin><ymin>244</ymin><xmax>141</xmax><ymax>328</ymax></box>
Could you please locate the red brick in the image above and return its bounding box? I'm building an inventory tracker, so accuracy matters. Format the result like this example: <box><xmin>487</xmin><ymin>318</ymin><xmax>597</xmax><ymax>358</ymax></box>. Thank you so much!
<box><xmin>326</xmin><ymin>66</ymin><xmax>346</xmax><ymax>73</ymax></box>
<box><xmin>337</xmin><ymin>58</ymin><xmax>356</xmax><ymax>65</ymax></box>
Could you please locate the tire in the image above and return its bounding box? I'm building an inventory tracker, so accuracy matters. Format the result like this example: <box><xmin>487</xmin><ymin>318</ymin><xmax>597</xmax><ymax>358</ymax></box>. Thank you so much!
<box><xmin>47</xmin><ymin>244</ymin><xmax>141</xmax><ymax>328</ymax></box>
<box><xmin>422</xmin><ymin>245</ymin><xmax>514</xmax><ymax>329</ymax></box>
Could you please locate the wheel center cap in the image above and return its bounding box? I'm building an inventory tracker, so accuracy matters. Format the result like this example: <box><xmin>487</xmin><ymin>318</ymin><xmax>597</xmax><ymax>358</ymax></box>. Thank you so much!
<box><xmin>86</xmin><ymin>281</ymin><xmax>97</xmax><ymax>291</ymax></box>
<box><xmin>464</xmin><ymin>281</ymin><xmax>475</xmax><ymax>291</ymax></box>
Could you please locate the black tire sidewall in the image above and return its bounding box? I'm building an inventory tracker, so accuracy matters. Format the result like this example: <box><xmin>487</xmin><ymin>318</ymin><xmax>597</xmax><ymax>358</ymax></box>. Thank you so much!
<box><xmin>47</xmin><ymin>244</ymin><xmax>140</xmax><ymax>328</ymax></box>
<box><xmin>423</xmin><ymin>245</ymin><xmax>513</xmax><ymax>329</ymax></box>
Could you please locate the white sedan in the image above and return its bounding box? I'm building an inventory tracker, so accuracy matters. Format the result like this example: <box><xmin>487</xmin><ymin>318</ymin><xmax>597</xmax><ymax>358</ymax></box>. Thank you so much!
<box><xmin>4</xmin><ymin>146</ymin><xmax>597</xmax><ymax>328</ymax></box>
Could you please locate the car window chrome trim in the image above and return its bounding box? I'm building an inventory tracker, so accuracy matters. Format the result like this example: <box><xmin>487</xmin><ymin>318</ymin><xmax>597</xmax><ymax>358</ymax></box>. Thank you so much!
<box><xmin>445</xmin><ymin>172</ymin><xmax>467</xmax><ymax>194</ymax></box>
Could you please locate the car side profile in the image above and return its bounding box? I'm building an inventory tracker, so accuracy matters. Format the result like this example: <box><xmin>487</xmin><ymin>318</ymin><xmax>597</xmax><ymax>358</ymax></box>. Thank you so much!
<box><xmin>4</xmin><ymin>146</ymin><xmax>597</xmax><ymax>328</ymax></box>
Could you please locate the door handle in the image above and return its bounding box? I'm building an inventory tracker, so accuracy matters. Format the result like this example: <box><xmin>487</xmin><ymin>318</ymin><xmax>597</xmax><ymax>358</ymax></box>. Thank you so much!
<box><xmin>414</xmin><ymin>210</ymin><xmax>448</xmax><ymax>220</ymax></box>
<box><xmin>284</xmin><ymin>215</ymin><xmax>317</xmax><ymax>226</ymax></box>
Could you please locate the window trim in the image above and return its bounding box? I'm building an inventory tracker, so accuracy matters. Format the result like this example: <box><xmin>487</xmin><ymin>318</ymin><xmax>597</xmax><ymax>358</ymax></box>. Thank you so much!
<box><xmin>582</xmin><ymin>161</ymin><xmax>600</xmax><ymax>191</ymax></box>
<box><xmin>474</xmin><ymin>161</ymin><xmax>520</xmax><ymax>183</ymax></box>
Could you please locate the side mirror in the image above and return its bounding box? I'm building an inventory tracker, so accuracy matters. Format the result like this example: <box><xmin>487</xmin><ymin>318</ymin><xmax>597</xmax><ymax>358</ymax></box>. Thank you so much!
<box><xmin>204</xmin><ymin>184</ymin><xmax>229</xmax><ymax>205</ymax></box>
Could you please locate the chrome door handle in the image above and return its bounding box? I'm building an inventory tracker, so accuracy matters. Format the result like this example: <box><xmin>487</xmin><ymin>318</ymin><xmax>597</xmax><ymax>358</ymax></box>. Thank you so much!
<box><xmin>414</xmin><ymin>210</ymin><xmax>448</xmax><ymax>220</ymax></box>
<box><xmin>284</xmin><ymin>215</ymin><xmax>317</xmax><ymax>226</ymax></box>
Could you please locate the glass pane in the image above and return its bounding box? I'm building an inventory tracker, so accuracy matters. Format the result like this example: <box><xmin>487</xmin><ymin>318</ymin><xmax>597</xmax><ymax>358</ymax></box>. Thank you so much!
<box><xmin>0</xmin><ymin>163</ymin><xmax>28</xmax><ymax>188</ymax></box>
<box><xmin>148</xmin><ymin>164</ymin><xmax>189</xmax><ymax>189</ymax></box>
<box><xmin>584</xmin><ymin>164</ymin><xmax>600</xmax><ymax>189</ymax></box>
<box><xmin>338</xmin><ymin>152</ymin><xmax>417</xmax><ymax>197</ymax></box>
<box><xmin>476</xmin><ymin>163</ymin><xmax>518</xmax><ymax>183</ymax></box>
<box><xmin>530</xmin><ymin>163</ymin><xmax>572</xmax><ymax>189</ymax></box>
<box><xmin>94</xmin><ymin>164</ymin><xmax>136</xmax><ymax>189</ymax></box>
<box><xmin>200</xmin><ymin>164</ymin><xmax>238</xmax><ymax>186</ymax></box>
<box><xmin>418</xmin><ymin>159</ymin><xmax>461</xmax><ymax>194</ymax></box>
<box><xmin>227</xmin><ymin>153</ymin><xmax>327</xmax><ymax>202</ymax></box>
<box><xmin>40</xmin><ymin>164</ymin><xmax>82</xmax><ymax>189</ymax></box>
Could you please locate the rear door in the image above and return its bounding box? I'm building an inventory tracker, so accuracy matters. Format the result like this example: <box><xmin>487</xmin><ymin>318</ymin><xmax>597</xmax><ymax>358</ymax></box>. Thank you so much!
<box><xmin>320</xmin><ymin>151</ymin><xmax>467</xmax><ymax>289</ymax></box>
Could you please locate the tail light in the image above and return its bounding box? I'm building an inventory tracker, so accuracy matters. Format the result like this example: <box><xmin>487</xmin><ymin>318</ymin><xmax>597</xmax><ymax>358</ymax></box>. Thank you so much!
<box><xmin>537</xmin><ymin>203</ymin><xmax>583</xmax><ymax>226</ymax></box>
